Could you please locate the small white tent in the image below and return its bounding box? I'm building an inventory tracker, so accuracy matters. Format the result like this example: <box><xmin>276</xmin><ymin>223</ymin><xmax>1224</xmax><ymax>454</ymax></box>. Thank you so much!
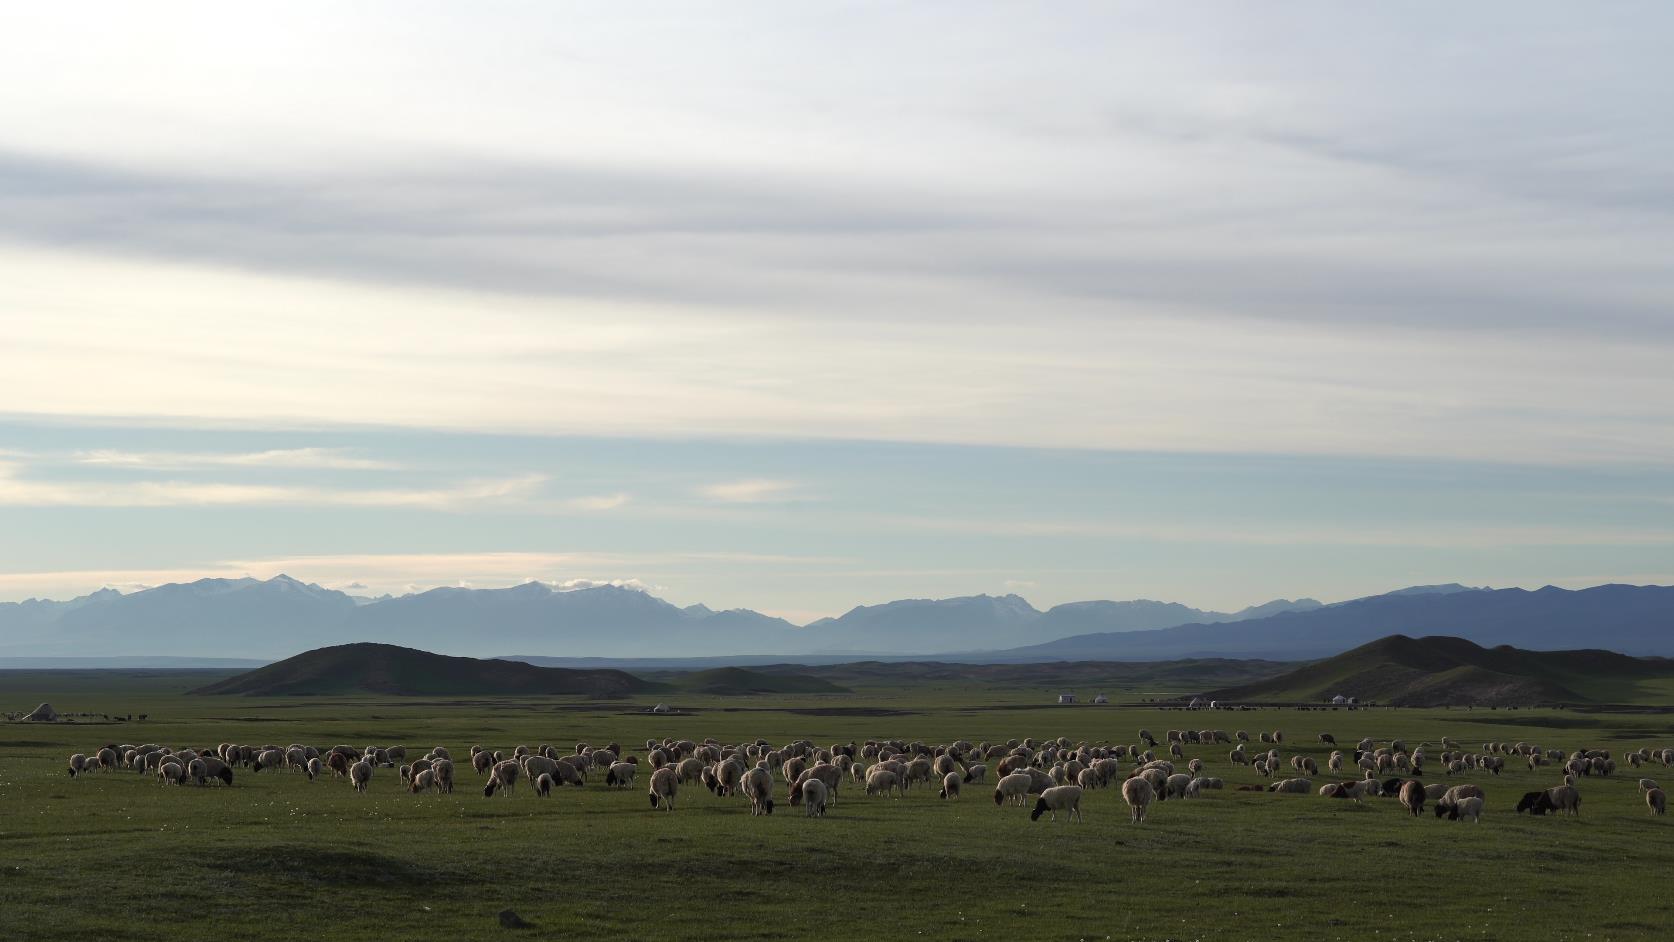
<box><xmin>25</xmin><ymin>702</ymin><xmax>59</xmax><ymax>722</ymax></box>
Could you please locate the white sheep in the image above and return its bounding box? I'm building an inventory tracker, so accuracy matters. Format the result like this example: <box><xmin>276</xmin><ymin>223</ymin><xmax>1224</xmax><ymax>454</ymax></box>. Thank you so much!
<box><xmin>1648</xmin><ymin>788</ymin><xmax>1666</xmax><ymax>816</ymax></box>
<box><xmin>648</xmin><ymin>767</ymin><xmax>678</xmax><ymax>811</ymax></box>
<box><xmin>350</xmin><ymin>760</ymin><xmax>373</xmax><ymax>794</ymax></box>
<box><xmin>940</xmin><ymin>771</ymin><xmax>962</xmax><ymax>800</ymax></box>
<box><xmin>867</xmin><ymin>769</ymin><xmax>902</xmax><ymax>799</ymax></box>
<box><xmin>742</xmin><ymin>767</ymin><xmax>775</xmax><ymax>815</ymax></box>
<box><xmin>1031</xmin><ymin>785</ymin><xmax>1083</xmax><ymax>822</ymax></box>
<box><xmin>801</xmin><ymin>778</ymin><xmax>828</xmax><ymax>817</ymax></box>
<box><xmin>994</xmin><ymin>772</ymin><xmax>1033</xmax><ymax>807</ymax></box>
<box><xmin>1122</xmin><ymin>776</ymin><xmax>1155</xmax><ymax>824</ymax></box>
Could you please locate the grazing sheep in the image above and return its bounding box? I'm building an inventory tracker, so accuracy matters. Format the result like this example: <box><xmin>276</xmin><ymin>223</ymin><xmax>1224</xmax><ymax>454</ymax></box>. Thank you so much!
<box><xmin>472</xmin><ymin>751</ymin><xmax>495</xmax><ymax>775</ymax></box>
<box><xmin>962</xmin><ymin>763</ymin><xmax>988</xmax><ymax>785</ymax></box>
<box><xmin>305</xmin><ymin>757</ymin><xmax>322</xmax><ymax>781</ymax></box>
<box><xmin>1269</xmin><ymin>778</ymin><xmax>1312</xmax><ymax>795</ymax></box>
<box><xmin>1030</xmin><ymin>785</ymin><xmax>1084</xmax><ymax>823</ymax></box>
<box><xmin>1546</xmin><ymin>784</ymin><xmax>1582</xmax><ymax>816</ymax></box>
<box><xmin>66</xmin><ymin>753</ymin><xmax>89</xmax><ymax>778</ymax></box>
<box><xmin>648</xmin><ymin>767</ymin><xmax>678</xmax><ymax>811</ymax></box>
<box><xmin>533</xmin><ymin>772</ymin><xmax>555</xmax><ymax>798</ymax></box>
<box><xmin>483</xmin><ymin>760</ymin><xmax>521</xmax><ymax>797</ymax></box>
<box><xmin>994</xmin><ymin>772</ymin><xmax>1033</xmax><ymax>807</ymax></box>
<box><xmin>157</xmin><ymin>761</ymin><xmax>185</xmax><ymax>785</ymax></box>
<box><xmin>1647</xmin><ymin>788</ymin><xmax>1666</xmax><ymax>816</ymax></box>
<box><xmin>940</xmin><ymin>771</ymin><xmax>962</xmax><ymax>800</ymax></box>
<box><xmin>1446</xmin><ymin>796</ymin><xmax>1484</xmax><ymax>823</ymax></box>
<box><xmin>1516</xmin><ymin>790</ymin><xmax>1556</xmax><ymax>815</ymax></box>
<box><xmin>409</xmin><ymin>769</ymin><xmax>436</xmax><ymax>794</ymax></box>
<box><xmin>867</xmin><ymin>769</ymin><xmax>902</xmax><ymax>799</ymax></box>
<box><xmin>1319</xmin><ymin>733</ymin><xmax>1336</xmax><ymax>746</ymax></box>
<box><xmin>604</xmin><ymin>761</ymin><xmax>638</xmax><ymax>788</ymax></box>
<box><xmin>801</xmin><ymin>778</ymin><xmax>828</xmax><ymax>817</ymax></box>
<box><xmin>1164</xmin><ymin>773</ymin><xmax>1193</xmax><ymax>799</ymax></box>
<box><xmin>1399</xmin><ymin>779</ymin><xmax>1425</xmax><ymax>816</ymax></box>
<box><xmin>327</xmin><ymin>753</ymin><xmax>351</xmax><ymax>779</ymax></box>
<box><xmin>742</xmin><ymin>767</ymin><xmax>775</xmax><ymax>815</ymax></box>
<box><xmin>431</xmin><ymin>758</ymin><xmax>454</xmax><ymax>794</ymax></box>
<box><xmin>1639</xmin><ymin>778</ymin><xmax>1660</xmax><ymax>794</ymax></box>
<box><xmin>350</xmin><ymin>760</ymin><xmax>372</xmax><ymax>794</ymax></box>
<box><xmin>1122</xmin><ymin>776</ymin><xmax>1155</xmax><ymax>824</ymax></box>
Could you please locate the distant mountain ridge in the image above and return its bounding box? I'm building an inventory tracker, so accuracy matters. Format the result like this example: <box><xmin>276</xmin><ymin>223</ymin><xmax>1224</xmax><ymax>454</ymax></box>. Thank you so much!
<box><xmin>0</xmin><ymin>575</ymin><xmax>1322</xmax><ymax>658</ymax></box>
<box><xmin>3</xmin><ymin>576</ymin><xmax>1669</xmax><ymax>662</ymax></box>
<box><xmin>995</xmin><ymin>584</ymin><xmax>1674</xmax><ymax>661</ymax></box>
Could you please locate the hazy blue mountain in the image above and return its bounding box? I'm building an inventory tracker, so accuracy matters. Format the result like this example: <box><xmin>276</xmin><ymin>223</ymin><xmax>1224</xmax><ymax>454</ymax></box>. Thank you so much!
<box><xmin>0</xmin><ymin>575</ymin><xmax>803</xmax><ymax>659</ymax></box>
<box><xmin>804</xmin><ymin>593</ymin><xmax>1323</xmax><ymax>654</ymax></box>
<box><xmin>993</xmin><ymin>584</ymin><xmax>1674</xmax><ymax>661</ymax></box>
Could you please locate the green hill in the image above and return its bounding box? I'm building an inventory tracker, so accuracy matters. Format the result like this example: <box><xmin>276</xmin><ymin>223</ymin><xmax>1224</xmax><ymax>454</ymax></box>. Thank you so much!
<box><xmin>666</xmin><ymin>666</ymin><xmax>849</xmax><ymax>695</ymax></box>
<box><xmin>189</xmin><ymin>643</ymin><xmax>665</xmax><ymax>697</ymax></box>
<box><xmin>1206</xmin><ymin>634</ymin><xmax>1674</xmax><ymax>706</ymax></box>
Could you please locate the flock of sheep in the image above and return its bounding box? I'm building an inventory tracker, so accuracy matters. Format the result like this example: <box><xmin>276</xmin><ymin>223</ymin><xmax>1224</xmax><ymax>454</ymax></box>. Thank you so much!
<box><xmin>61</xmin><ymin>725</ymin><xmax>1673</xmax><ymax>823</ymax></box>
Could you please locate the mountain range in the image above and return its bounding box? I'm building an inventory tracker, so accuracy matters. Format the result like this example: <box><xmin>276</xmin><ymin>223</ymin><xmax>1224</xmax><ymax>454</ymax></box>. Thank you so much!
<box><xmin>0</xmin><ymin>575</ymin><xmax>1668</xmax><ymax>662</ymax></box>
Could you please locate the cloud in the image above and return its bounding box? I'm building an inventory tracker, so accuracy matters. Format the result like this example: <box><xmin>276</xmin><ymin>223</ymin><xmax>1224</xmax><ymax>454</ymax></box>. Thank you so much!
<box><xmin>697</xmin><ymin>479</ymin><xmax>801</xmax><ymax>503</ymax></box>
<box><xmin>0</xmin><ymin>460</ymin><xmax>546</xmax><ymax>510</ymax></box>
<box><xmin>552</xmin><ymin>578</ymin><xmax>656</xmax><ymax>593</ymax></box>
<box><xmin>562</xmin><ymin>492</ymin><xmax>631</xmax><ymax>511</ymax></box>
<box><xmin>73</xmin><ymin>447</ymin><xmax>397</xmax><ymax>470</ymax></box>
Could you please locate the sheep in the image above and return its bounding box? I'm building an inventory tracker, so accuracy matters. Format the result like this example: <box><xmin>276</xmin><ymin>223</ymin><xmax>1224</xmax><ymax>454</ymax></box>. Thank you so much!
<box><xmin>1319</xmin><ymin>733</ymin><xmax>1336</xmax><ymax>746</ymax></box>
<box><xmin>431</xmin><ymin>758</ymin><xmax>454</xmax><ymax>794</ymax></box>
<box><xmin>472</xmin><ymin>751</ymin><xmax>495</xmax><ymax>775</ymax></box>
<box><xmin>251</xmin><ymin>748</ymin><xmax>286</xmax><ymax>773</ymax></box>
<box><xmin>648</xmin><ymin>767</ymin><xmax>678</xmax><ymax>811</ymax></box>
<box><xmin>1076</xmin><ymin>767</ymin><xmax>1101</xmax><ymax>791</ymax></box>
<box><xmin>1516</xmin><ymin>790</ymin><xmax>1557</xmax><ymax>815</ymax></box>
<box><xmin>1164</xmin><ymin>773</ymin><xmax>1192</xmax><ymax>799</ymax></box>
<box><xmin>742</xmin><ymin>767</ymin><xmax>775</xmax><ymax>815</ymax></box>
<box><xmin>409</xmin><ymin>769</ymin><xmax>436</xmax><ymax>794</ymax></box>
<box><xmin>305</xmin><ymin>757</ymin><xmax>322</xmax><ymax>781</ymax></box>
<box><xmin>1269</xmin><ymin>778</ymin><xmax>1312</xmax><ymax>794</ymax></box>
<box><xmin>1444</xmin><ymin>796</ymin><xmax>1484</xmax><ymax>823</ymax></box>
<box><xmin>1639</xmin><ymin>778</ymin><xmax>1660</xmax><ymax>794</ymax></box>
<box><xmin>940</xmin><ymin>771</ymin><xmax>962</xmax><ymax>800</ymax></box>
<box><xmin>327</xmin><ymin>752</ymin><xmax>351</xmax><ymax>779</ymax></box>
<box><xmin>533</xmin><ymin>772</ymin><xmax>555</xmax><ymax>798</ymax></box>
<box><xmin>604</xmin><ymin>761</ymin><xmax>638</xmax><ymax>789</ymax></box>
<box><xmin>157</xmin><ymin>761</ymin><xmax>185</xmax><ymax>785</ymax></box>
<box><xmin>801</xmin><ymin>778</ymin><xmax>828</xmax><ymax>817</ymax></box>
<box><xmin>994</xmin><ymin>772</ymin><xmax>1033</xmax><ymax>807</ymax></box>
<box><xmin>1399</xmin><ymin>779</ymin><xmax>1425</xmax><ymax>816</ymax></box>
<box><xmin>482</xmin><ymin>760</ymin><xmax>520</xmax><ymax>797</ymax></box>
<box><xmin>350</xmin><ymin>760</ymin><xmax>373</xmax><ymax>794</ymax></box>
<box><xmin>1030</xmin><ymin>785</ymin><xmax>1083</xmax><ymax>823</ymax></box>
<box><xmin>1647</xmin><ymin>788</ymin><xmax>1666</xmax><ymax>816</ymax></box>
<box><xmin>1122</xmin><ymin>776</ymin><xmax>1155</xmax><ymax>824</ymax></box>
<box><xmin>1546</xmin><ymin>784</ymin><xmax>1582</xmax><ymax>816</ymax></box>
<box><xmin>66</xmin><ymin>753</ymin><xmax>89</xmax><ymax>778</ymax></box>
<box><xmin>962</xmin><ymin>763</ymin><xmax>988</xmax><ymax>785</ymax></box>
<box><xmin>867</xmin><ymin>769</ymin><xmax>902</xmax><ymax>799</ymax></box>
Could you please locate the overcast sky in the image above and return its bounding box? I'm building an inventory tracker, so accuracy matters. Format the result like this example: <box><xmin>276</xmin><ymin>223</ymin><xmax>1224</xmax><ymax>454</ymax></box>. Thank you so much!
<box><xmin>2</xmin><ymin>3</ymin><xmax>1670</xmax><ymax>620</ymax></box>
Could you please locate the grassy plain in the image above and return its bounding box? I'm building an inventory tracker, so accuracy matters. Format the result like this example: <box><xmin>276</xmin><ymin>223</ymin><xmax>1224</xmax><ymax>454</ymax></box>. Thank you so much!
<box><xmin>3</xmin><ymin>670</ymin><xmax>1674</xmax><ymax>941</ymax></box>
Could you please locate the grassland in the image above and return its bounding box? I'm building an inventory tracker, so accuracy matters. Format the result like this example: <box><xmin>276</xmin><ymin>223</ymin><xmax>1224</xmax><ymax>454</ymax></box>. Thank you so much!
<box><xmin>4</xmin><ymin>670</ymin><xmax>1674</xmax><ymax>941</ymax></box>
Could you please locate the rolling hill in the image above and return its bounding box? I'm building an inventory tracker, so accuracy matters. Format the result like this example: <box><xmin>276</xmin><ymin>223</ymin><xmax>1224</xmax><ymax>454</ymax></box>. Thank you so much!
<box><xmin>189</xmin><ymin>642</ymin><xmax>665</xmax><ymax>697</ymax></box>
<box><xmin>1205</xmin><ymin>634</ymin><xmax>1674</xmax><ymax>706</ymax></box>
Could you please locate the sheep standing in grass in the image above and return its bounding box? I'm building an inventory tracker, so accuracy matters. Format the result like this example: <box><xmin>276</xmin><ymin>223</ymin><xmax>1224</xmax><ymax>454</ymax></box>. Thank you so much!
<box><xmin>1031</xmin><ymin>785</ymin><xmax>1083</xmax><ymax>822</ymax></box>
<box><xmin>742</xmin><ymin>767</ymin><xmax>775</xmax><ymax>815</ymax></box>
<box><xmin>1647</xmin><ymin>788</ymin><xmax>1666</xmax><ymax>816</ymax></box>
<box><xmin>994</xmin><ymin>772</ymin><xmax>1032</xmax><ymax>807</ymax></box>
<box><xmin>940</xmin><ymin>772</ymin><xmax>962</xmax><ymax>800</ymax></box>
<box><xmin>648</xmin><ymin>767</ymin><xmax>678</xmax><ymax>811</ymax></box>
<box><xmin>305</xmin><ymin>757</ymin><xmax>322</xmax><ymax>781</ymax></box>
<box><xmin>350</xmin><ymin>760</ymin><xmax>373</xmax><ymax>794</ymax></box>
<box><xmin>157</xmin><ymin>761</ymin><xmax>185</xmax><ymax>785</ymax></box>
<box><xmin>409</xmin><ymin>769</ymin><xmax>436</xmax><ymax>794</ymax></box>
<box><xmin>867</xmin><ymin>769</ymin><xmax>902</xmax><ymax>799</ymax></box>
<box><xmin>1122</xmin><ymin>776</ymin><xmax>1155</xmax><ymax>824</ymax></box>
<box><xmin>483</xmin><ymin>760</ymin><xmax>520</xmax><ymax>798</ymax></box>
<box><xmin>801</xmin><ymin>778</ymin><xmax>829</xmax><ymax>817</ymax></box>
<box><xmin>66</xmin><ymin>754</ymin><xmax>88</xmax><ymax>778</ymax></box>
<box><xmin>1639</xmin><ymin>778</ymin><xmax>1660</xmax><ymax>794</ymax></box>
<box><xmin>604</xmin><ymin>762</ymin><xmax>637</xmax><ymax>789</ymax></box>
<box><xmin>533</xmin><ymin>773</ymin><xmax>556</xmax><ymax>798</ymax></box>
<box><xmin>1399</xmin><ymin>779</ymin><xmax>1425</xmax><ymax>816</ymax></box>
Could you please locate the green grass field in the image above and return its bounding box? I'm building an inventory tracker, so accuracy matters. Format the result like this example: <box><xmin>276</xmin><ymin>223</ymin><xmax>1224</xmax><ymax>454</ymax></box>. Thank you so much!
<box><xmin>4</xmin><ymin>670</ymin><xmax>1674</xmax><ymax>941</ymax></box>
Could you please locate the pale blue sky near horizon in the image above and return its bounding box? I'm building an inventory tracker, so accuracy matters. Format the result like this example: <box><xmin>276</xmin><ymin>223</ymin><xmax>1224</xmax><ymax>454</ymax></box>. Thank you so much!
<box><xmin>2</xmin><ymin>3</ymin><xmax>1671</xmax><ymax>621</ymax></box>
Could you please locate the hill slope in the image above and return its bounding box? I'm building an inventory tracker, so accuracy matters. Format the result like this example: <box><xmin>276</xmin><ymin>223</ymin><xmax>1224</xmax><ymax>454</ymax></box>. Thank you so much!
<box><xmin>189</xmin><ymin>643</ymin><xmax>664</xmax><ymax>697</ymax></box>
<box><xmin>1206</xmin><ymin>634</ymin><xmax>1674</xmax><ymax>706</ymax></box>
<box><xmin>995</xmin><ymin>584</ymin><xmax>1674</xmax><ymax>661</ymax></box>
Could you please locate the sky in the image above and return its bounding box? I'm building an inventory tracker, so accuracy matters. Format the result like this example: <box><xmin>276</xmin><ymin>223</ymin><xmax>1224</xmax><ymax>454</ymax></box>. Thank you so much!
<box><xmin>2</xmin><ymin>3</ymin><xmax>1671</xmax><ymax>623</ymax></box>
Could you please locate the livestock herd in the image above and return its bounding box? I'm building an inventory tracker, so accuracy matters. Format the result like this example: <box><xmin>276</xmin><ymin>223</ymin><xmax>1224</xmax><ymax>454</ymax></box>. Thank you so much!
<box><xmin>61</xmin><ymin>725</ymin><xmax>1673</xmax><ymax>823</ymax></box>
